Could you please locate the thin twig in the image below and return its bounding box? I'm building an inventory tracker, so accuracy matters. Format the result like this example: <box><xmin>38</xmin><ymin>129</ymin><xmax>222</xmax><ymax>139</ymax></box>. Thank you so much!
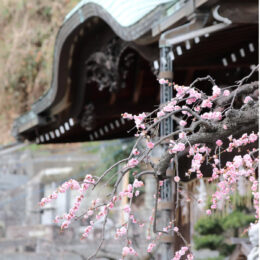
<box><xmin>190</xmin><ymin>75</ymin><xmax>216</xmax><ymax>88</ymax></box>
<box><xmin>230</xmin><ymin>65</ymin><xmax>259</xmax><ymax>108</ymax></box>
<box><xmin>88</xmin><ymin>172</ymin><xmax>126</xmax><ymax>259</ymax></box>
<box><xmin>94</xmin><ymin>158</ymin><xmax>128</xmax><ymax>188</ymax></box>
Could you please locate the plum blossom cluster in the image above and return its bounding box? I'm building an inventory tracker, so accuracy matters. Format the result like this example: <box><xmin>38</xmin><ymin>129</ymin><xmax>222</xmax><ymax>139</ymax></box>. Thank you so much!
<box><xmin>122</xmin><ymin>81</ymin><xmax>221</xmax><ymax>134</ymax></box>
<box><xmin>39</xmin><ymin>179</ymin><xmax>80</xmax><ymax>207</ymax></box>
<box><xmin>198</xmin><ymin>132</ymin><xmax>259</xmax><ymax>218</ymax></box>
<box><xmin>85</xmin><ymin>180</ymin><xmax>144</xmax><ymax>240</ymax></box>
<box><xmin>207</xmin><ymin>151</ymin><xmax>259</xmax><ymax>218</ymax></box>
<box><xmin>115</xmin><ymin>226</ymin><xmax>127</xmax><ymax>239</ymax></box>
<box><xmin>40</xmin><ymin>175</ymin><xmax>96</xmax><ymax>230</ymax></box>
<box><xmin>143</xmin><ymin>219</ymin><xmax>194</xmax><ymax>259</ymax></box>
<box><xmin>187</xmin><ymin>144</ymin><xmax>211</xmax><ymax>177</ymax></box>
<box><xmin>40</xmin><ymin>174</ymin><xmax>95</xmax><ymax>209</ymax></box>
<box><xmin>145</xmin><ymin>220</ymin><xmax>184</xmax><ymax>254</ymax></box>
<box><xmin>122</xmin><ymin>245</ymin><xmax>137</xmax><ymax>257</ymax></box>
<box><xmin>82</xmin><ymin>224</ymin><xmax>93</xmax><ymax>239</ymax></box>
<box><xmin>171</xmin><ymin>247</ymin><xmax>193</xmax><ymax>260</ymax></box>
<box><xmin>119</xmin><ymin>184</ymin><xmax>134</xmax><ymax>199</ymax></box>
<box><xmin>122</xmin><ymin>112</ymin><xmax>146</xmax><ymax>129</ymax></box>
<box><xmin>162</xmin><ymin>221</ymin><xmax>180</xmax><ymax>235</ymax></box>
<box><xmin>174</xmin><ymin>84</ymin><xmax>201</xmax><ymax>102</ymax></box>
<box><xmin>169</xmin><ymin>141</ymin><xmax>185</xmax><ymax>154</ymax></box>
<box><xmin>126</xmin><ymin>158</ymin><xmax>139</xmax><ymax>168</ymax></box>
<box><xmin>201</xmin><ymin>111</ymin><xmax>222</xmax><ymax>121</ymax></box>
<box><xmin>226</xmin><ymin>132</ymin><xmax>258</xmax><ymax>152</ymax></box>
<box><xmin>133</xmin><ymin>179</ymin><xmax>144</xmax><ymax>188</ymax></box>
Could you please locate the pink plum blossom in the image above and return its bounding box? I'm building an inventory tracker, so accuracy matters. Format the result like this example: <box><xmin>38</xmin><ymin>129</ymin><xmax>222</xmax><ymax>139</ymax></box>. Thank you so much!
<box><xmin>169</xmin><ymin>142</ymin><xmax>185</xmax><ymax>154</ymax></box>
<box><xmin>179</xmin><ymin>132</ymin><xmax>186</xmax><ymax>139</ymax></box>
<box><xmin>171</xmin><ymin>246</ymin><xmax>189</xmax><ymax>260</ymax></box>
<box><xmin>132</xmin><ymin>148</ymin><xmax>140</xmax><ymax>155</ymax></box>
<box><xmin>163</xmin><ymin>103</ymin><xmax>175</xmax><ymax>112</ymax></box>
<box><xmin>115</xmin><ymin>226</ymin><xmax>127</xmax><ymax>239</ymax></box>
<box><xmin>187</xmin><ymin>254</ymin><xmax>194</xmax><ymax>260</ymax></box>
<box><xmin>133</xmin><ymin>179</ymin><xmax>144</xmax><ymax>188</ymax></box>
<box><xmin>244</xmin><ymin>96</ymin><xmax>253</xmax><ymax>104</ymax></box>
<box><xmin>201</xmin><ymin>111</ymin><xmax>222</xmax><ymax>121</ymax></box>
<box><xmin>173</xmin><ymin>227</ymin><xmax>179</xmax><ymax>232</ymax></box>
<box><xmin>147</xmin><ymin>242</ymin><xmax>156</xmax><ymax>253</ymax></box>
<box><xmin>206</xmin><ymin>209</ymin><xmax>212</xmax><ymax>215</ymax></box>
<box><xmin>122</xmin><ymin>246</ymin><xmax>137</xmax><ymax>256</ymax></box>
<box><xmin>61</xmin><ymin>220</ymin><xmax>71</xmax><ymax>230</ymax></box>
<box><xmin>179</xmin><ymin>120</ymin><xmax>187</xmax><ymax>127</ymax></box>
<box><xmin>122</xmin><ymin>112</ymin><xmax>133</xmax><ymax>120</ymax></box>
<box><xmin>54</xmin><ymin>216</ymin><xmax>61</xmax><ymax>223</ymax></box>
<box><xmin>249</xmin><ymin>132</ymin><xmax>258</xmax><ymax>143</ymax></box>
<box><xmin>223</xmin><ymin>90</ymin><xmax>230</xmax><ymax>96</ymax></box>
<box><xmin>216</xmin><ymin>140</ymin><xmax>223</xmax><ymax>146</ymax></box>
<box><xmin>133</xmin><ymin>113</ymin><xmax>146</xmax><ymax>129</ymax></box>
<box><xmin>212</xmin><ymin>85</ymin><xmax>221</xmax><ymax>98</ymax></box>
<box><xmin>159</xmin><ymin>78</ymin><xmax>167</xmax><ymax>84</ymax></box>
<box><xmin>174</xmin><ymin>176</ymin><xmax>180</xmax><ymax>183</ymax></box>
<box><xmin>123</xmin><ymin>205</ymin><xmax>131</xmax><ymax>214</ymax></box>
<box><xmin>147</xmin><ymin>141</ymin><xmax>155</xmax><ymax>149</ymax></box>
<box><xmin>127</xmin><ymin>158</ymin><xmax>139</xmax><ymax>168</ymax></box>
<box><xmin>194</xmin><ymin>106</ymin><xmax>201</xmax><ymax>112</ymax></box>
<box><xmin>82</xmin><ymin>225</ymin><xmax>93</xmax><ymax>239</ymax></box>
<box><xmin>157</xmin><ymin>111</ymin><xmax>165</xmax><ymax>117</ymax></box>
<box><xmin>201</xmin><ymin>99</ymin><xmax>213</xmax><ymax>108</ymax></box>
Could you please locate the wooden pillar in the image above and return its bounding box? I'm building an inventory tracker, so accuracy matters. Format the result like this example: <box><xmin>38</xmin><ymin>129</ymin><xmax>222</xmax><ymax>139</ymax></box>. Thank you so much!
<box><xmin>157</xmin><ymin>45</ymin><xmax>174</xmax><ymax>259</ymax></box>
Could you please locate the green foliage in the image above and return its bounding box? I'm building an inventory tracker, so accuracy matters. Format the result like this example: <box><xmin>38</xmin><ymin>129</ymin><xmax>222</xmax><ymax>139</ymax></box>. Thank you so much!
<box><xmin>194</xmin><ymin>210</ymin><xmax>254</xmax><ymax>256</ymax></box>
<box><xmin>194</xmin><ymin>234</ymin><xmax>235</xmax><ymax>255</ymax></box>
<box><xmin>222</xmin><ymin>210</ymin><xmax>255</xmax><ymax>230</ymax></box>
<box><xmin>218</xmin><ymin>244</ymin><xmax>236</xmax><ymax>256</ymax></box>
<box><xmin>194</xmin><ymin>234</ymin><xmax>224</xmax><ymax>250</ymax></box>
<box><xmin>195</xmin><ymin>216</ymin><xmax>224</xmax><ymax>235</ymax></box>
<box><xmin>197</xmin><ymin>256</ymin><xmax>225</xmax><ymax>260</ymax></box>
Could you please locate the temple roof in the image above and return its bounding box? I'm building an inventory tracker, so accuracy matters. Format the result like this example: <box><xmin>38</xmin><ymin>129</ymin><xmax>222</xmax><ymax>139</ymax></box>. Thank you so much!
<box><xmin>65</xmin><ymin>0</ymin><xmax>175</xmax><ymax>27</ymax></box>
<box><xmin>12</xmin><ymin>0</ymin><xmax>258</xmax><ymax>144</ymax></box>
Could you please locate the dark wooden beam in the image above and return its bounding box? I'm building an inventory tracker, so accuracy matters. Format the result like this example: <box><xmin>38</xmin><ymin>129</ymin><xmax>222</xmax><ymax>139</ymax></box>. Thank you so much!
<box><xmin>109</xmin><ymin>93</ymin><xmax>117</xmax><ymax>105</ymax></box>
<box><xmin>219</xmin><ymin>1</ymin><xmax>258</xmax><ymax>24</ymax></box>
<box><xmin>94</xmin><ymin>103</ymin><xmax>156</xmax><ymax>119</ymax></box>
<box><xmin>175</xmin><ymin>63</ymin><xmax>256</xmax><ymax>71</ymax></box>
<box><xmin>133</xmin><ymin>70</ymin><xmax>144</xmax><ymax>104</ymax></box>
<box><xmin>184</xmin><ymin>69</ymin><xmax>194</xmax><ymax>85</ymax></box>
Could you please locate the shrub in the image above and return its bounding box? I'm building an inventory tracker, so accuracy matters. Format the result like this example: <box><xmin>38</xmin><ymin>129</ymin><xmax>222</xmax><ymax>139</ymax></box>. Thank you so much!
<box><xmin>222</xmin><ymin>210</ymin><xmax>255</xmax><ymax>230</ymax></box>
<box><xmin>195</xmin><ymin>216</ymin><xmax>224</xmax><ymax>235</ymax></box>
<box><xmin>194</xmin><ymin>234</ymin><xmax>224</xmax><ymax>250</ymax></box>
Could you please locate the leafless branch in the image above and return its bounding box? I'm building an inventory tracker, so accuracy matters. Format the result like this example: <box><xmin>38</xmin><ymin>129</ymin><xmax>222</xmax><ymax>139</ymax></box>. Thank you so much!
<box><xmin>230</xmin><ymin>65</ymin><xmax>258</xmax><ymax>108</ymax></box>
